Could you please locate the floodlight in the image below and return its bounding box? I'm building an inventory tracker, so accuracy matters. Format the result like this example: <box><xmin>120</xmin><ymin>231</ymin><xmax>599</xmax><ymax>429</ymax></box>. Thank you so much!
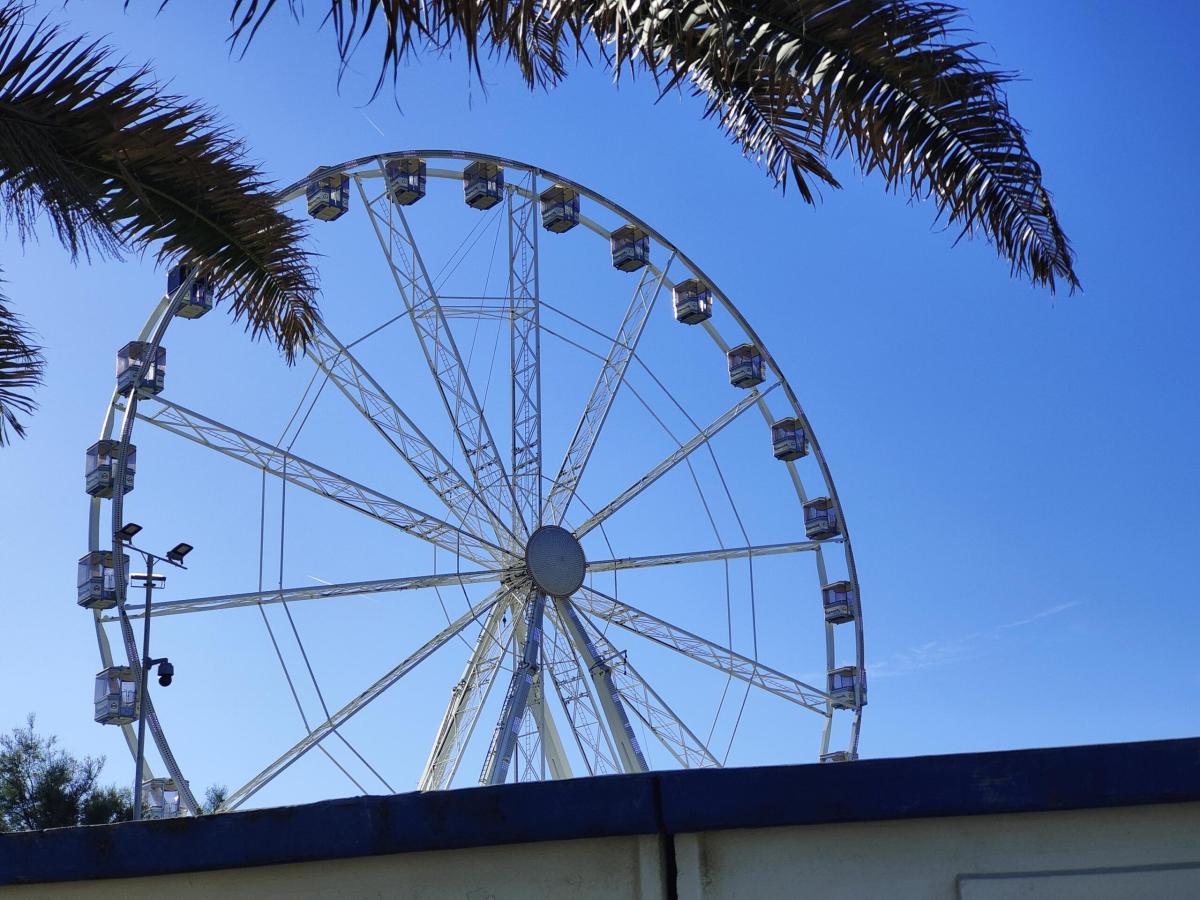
<box><xmin>118</xmin><ymin>522</ymin><xmax>143</xmax><ymax>541</ymax></box>
<box><xmin>166</xmin><ymin>543</ymin><xmax>193</xmax><ymax>564</ymax></box>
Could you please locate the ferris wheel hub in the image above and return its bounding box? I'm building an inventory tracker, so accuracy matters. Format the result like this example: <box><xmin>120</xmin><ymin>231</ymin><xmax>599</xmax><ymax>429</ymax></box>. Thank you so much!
<box><xmin>524</xmin><ymin>525</ymin><xmax>586</xmax><ymax>598</ymax></box>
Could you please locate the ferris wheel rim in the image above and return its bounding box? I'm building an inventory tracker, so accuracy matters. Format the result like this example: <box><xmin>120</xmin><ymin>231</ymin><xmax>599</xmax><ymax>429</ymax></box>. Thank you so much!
<box><xmin>87</xmin><ymin>148</ymin><xmax>865</xmax><ymax>812</ymax></box>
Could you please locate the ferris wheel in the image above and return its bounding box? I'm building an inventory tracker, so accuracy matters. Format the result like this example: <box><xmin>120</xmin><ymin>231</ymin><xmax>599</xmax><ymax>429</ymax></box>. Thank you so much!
<box><xmin>81</xmin><ymin>150</ymin><xmax>865</xmax><ymax>816</ymax></box>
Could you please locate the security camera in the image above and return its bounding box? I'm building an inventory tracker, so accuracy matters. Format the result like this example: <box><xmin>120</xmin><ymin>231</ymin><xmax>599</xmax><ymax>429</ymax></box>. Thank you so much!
<box><xmin>157</xmin><ymin>661</ymin><xmax>175</xmax><ymax>687</ymax></box>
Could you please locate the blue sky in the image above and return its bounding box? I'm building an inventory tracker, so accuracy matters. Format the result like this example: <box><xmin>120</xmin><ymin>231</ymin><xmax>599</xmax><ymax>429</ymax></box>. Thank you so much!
<box><xmin>2</xmin><ymin>1</ymin><xmax>1198</xmax><ymax>807</ymax></box>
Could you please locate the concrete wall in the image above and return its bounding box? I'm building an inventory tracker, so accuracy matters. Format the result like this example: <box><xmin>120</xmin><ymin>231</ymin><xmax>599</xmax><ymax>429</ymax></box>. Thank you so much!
<box><xmin>676</xmin><ymin>802</ymin><xmax>1200</xmax><ymax>900</ymax></box>
<box><xmin>3</xmin><ymin>737</ymin><xmax>1198</xmax><ymax>899</ymax></box>
<box><xmin>0</xmin><ymin>834</ymin><xmax>666</xmax><ymax>900</ymax></box>
<box><xmin>3</xmin><ymin>803</ymin><xmax>1199</xmax><ymax>899</ymax></box>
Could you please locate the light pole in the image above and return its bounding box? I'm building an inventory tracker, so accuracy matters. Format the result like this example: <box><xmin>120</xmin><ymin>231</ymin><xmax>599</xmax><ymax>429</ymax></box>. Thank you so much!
<box><xmin>117</xmin><ymin>522</ymin><xmax>192</xmax><ymax>821</ymax></box>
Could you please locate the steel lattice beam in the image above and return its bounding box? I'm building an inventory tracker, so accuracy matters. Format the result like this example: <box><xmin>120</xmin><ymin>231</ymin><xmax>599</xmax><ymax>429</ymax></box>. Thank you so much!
<box><xmin>111</xmin><ymin>569</ymin><xmax>506</xmax><ymax>621</ymax></box>
<box><xmin>221</xmin><ymin>589</ymin><xmax>504</xmax><ymax>811</ymax></box>
<box><xmin>586</xmin><ymin>541</ymin><xmax>823</xmax><ymax>574</ymax></box>
<box><xmin>553</xmin><ymin>597</ymin><xmax>648</xmax><ymax>774</ymax></box>
<box><xmin>574</xmin><ymin>384</ymin><xmax>778</xmax><ymax>537</ymax></box>
<box><xmin>307</xmin><ymin>320</ymin><xmax>516</xmax><ymax>557</ymax></box>
<box><xmin>135</xmin><ymin>398</ymin><xmax>503</xmax><ymax>567</ymax></box>
<box><xmin>543</xmin><ymin>257</ymin><xmax>674</xmax><ymax>526</ymax></box>
<box><xmin>574</xmin><ymin>586</ymin><xmax>830</xmax><ymax>713</ymax></box>
<box><xmin>509</xmin><ymin>586</ymin><xmax>573</xmax><ymax>783</ymax></box>
<box><xmin>527</xmin><ymin>674</ymin><xmax>572</xmax><ymax>780</ymax></box>
<box><xmin>418</xmin><ymin>595</ymin><xmax>516</xmax><ymax>790</ymax></box>
<box><xmin>574</xmin><ymin>610</ymin><xmax>719</xmax><ymax>769</ymax></box>
<box><xmin>542</xmin><ymin>605</ymin><xmax>625</xmax><ymax>777</ymax></box>
<box><xmin>508</xmin><ymin>172</ymin><xmax>543</xmax><ymax>534</ymax></box>
<box><xmin>357</xmin><ymin>173</ymin><xmax>522</xmax><ymax>548</ymax></box>
<box><xmin>480</xmin><ymin>589</ymin><xmax>547</xmax><ymax>784</ymax></box>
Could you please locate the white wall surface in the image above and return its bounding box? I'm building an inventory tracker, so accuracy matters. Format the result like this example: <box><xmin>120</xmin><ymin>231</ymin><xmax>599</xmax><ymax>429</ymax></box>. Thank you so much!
<box><xmin>4</xmin><ymin>802</ymin><xmax>1199</xmax><ymax>899</ymax></box>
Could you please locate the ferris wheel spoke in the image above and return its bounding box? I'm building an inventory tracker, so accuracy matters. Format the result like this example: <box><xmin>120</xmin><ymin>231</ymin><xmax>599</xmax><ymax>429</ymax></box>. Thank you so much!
<box><xmin>480</xmin><ymin>589</ymin><xmax>547</xmax><ymax>785</ymax></box>
<box><xmin>572</xmin><ymin>605</ymin><xmax>719</xmax><ymax>769</ymax></box>
<box><xmin>587</xmin><ymin>540</ymin><xmax>823</xmax><ymax>574</ymax></box>
<box><xmin>510</xmin><ymin>671</ymin><xmax>573</xmax><ymax>784</ymax></box>
<box><xmin>134</xmin><ymin>397</ymin><xmax>503</xmax><ymax>566</ymax></box>
<box><xmin>221</xmin><ymin>588</ymin><xmax>504</xmax><ymax>812</ymax></box>
<box><xmin>356</xmin><ymin>174</ymin><xmax>523</xmax><ymax>545</ymax></box>
<box><xmin>509</xmin><ymin>588</ymin><xmax>573</xmax><ymax>782</ymax></box>
<box><xmin>306</xmin><ymin>320</ymin><xmax>517</xmax><ymax>557</ymax></box>
<box><xmin>543</xmin><ymin>256</ymin><xmax>675</xmax><ymax>526</ymax></box>
<box><xmin>110</xmin><ymin>568</ymin><xmax>507</xmax><ymax>621</ymax></box>
<box><xmin>552</xmin><ymin>597</ymin><xmax>649</xmax><ymax>774</ymax></box>
<box><xmin>418</xmin><ymin>593</ymin><xmax>517</xmax><ymax>791</ymax></box>
<box><xmin>574</xmin><ymin>586</ymin><xmax>830</xmax><ymax>714</ymax></box>
<box><xmin>521</xmin><ymin>669</ymin><xmax>574</xmax><ymax>781</ymax></box>
<box><xmin>542</xmin><ymin>604</ymin><xmax>629</xmax><ymax>776</ymax></box>
<box><xmin>574</xmin><ymin>383</ymin><xmax>779</xmax><ymax>538</ymax></box>
<box><xmin>508</xmin><ymin>173</ymin><xmax>543</xmax><ymax>534</ymax></box>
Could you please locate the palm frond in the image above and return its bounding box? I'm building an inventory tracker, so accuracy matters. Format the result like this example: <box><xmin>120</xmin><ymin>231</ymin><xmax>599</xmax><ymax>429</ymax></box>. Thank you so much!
<box><xmin>226</xmin><ymin>0</ymin><xmax>576</xmax><ymax>95</ymax></box>
<box><xmin>0</xmin><ymin>3</ymin><xmax>320</xmax><ymax>361</ymax></box>
<box><xmin>223</xmin><ymin>0</ymin><xmax>1077</xmax><ymax>291</ymax></box>
<box><xmin>0</xmin><ymin>285</ymin><xmax>43</xmax><ymax>446</ymax></box>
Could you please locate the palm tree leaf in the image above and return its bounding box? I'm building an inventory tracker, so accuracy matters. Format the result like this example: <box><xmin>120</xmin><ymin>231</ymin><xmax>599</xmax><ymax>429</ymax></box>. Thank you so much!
<box><xmin>0</xmin><ymin>4</ymin><xmax>320</xmax><ymax>362</ymax></box>
<box><xmin>222</xmin><ymin>0</ymin><xmax>1077</xmax><ymax>291</ymax></box>
<box><xmin>0</xmin><ymin>285</ymin><xmax>43</xmax><ymax>446</ymax></box>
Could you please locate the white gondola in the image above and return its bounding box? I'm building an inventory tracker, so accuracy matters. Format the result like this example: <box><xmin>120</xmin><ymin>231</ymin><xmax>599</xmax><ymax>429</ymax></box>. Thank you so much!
<box><xmin>168</xmin><ymin>262</ymin><xmax>213</xmax><ymax>319</ymax></box>
<box><xmin>384</xmin><ymin>157</ymin><xmax>426</xmax><ymax>206</ymax></box>
<box><xmin>803</xmin><ymin>496</ymin><xmax>840</xmax><ymax>540</ymax></box>
<box><xmin>77</xmin><ymin>551</ymin><xmax>129</xmax><ymax>610</ymax></box>
<box><xmin>828</xmin><ymin>665</ymin><xmax>866</xmax><ymax>710</ymax></box>
<box><xmin>672</xmin><ymin>278</ymin><xmax>712</xmax><ymax>325</ymax></box>
<box><xmin>821</xmin><ymin>580</ymin><xmax>855</xmax><ymax>625</ymax></box>
<box><xmin>94</xmin><ymin>667</ymin><xmax>137</xmax><ymax>725</ymax></box>
<box><xmin>727</xmin><ymin>343</ymin><xmax>765</xmax><ymax>388</ymax></box>
<box><xmin>610</xmin><ymin>224</ymin><xmax>649</xmax><ymax>272</ymax></box>
<box><xmin>306</xmin><ymin>168</ymin><xmax>349</xmax><ymax>221</ymax></box>
<box><xmin>771</xmin><ymin>417</ymin><xmax>808</xmax><ymax>461</ymax></box>
<box><xmin>85</xmin><ymin>440</ymin><xmax>135</xmax><ymax>498</ymax></box>
<box><xmin>141</xmin><ymin>778</ymin><xmax>182</xmax><ymax>819</ymax></box>
<box><xmin>115</xmin><ymin>341</ymin><xmax>165</xmax><ymax>398</ymax></box>
<box><xmin>820</xmin><ymin>750</ymin><xmax>858</xmax><ymax>763</ymax></box>
<box><xmin>539</xmin><ymin>184</ymin><xmax>579</xmax><ymax>233</ymax></box>
<box><xmin>463</xmin><ymin>161</ymin><xmax>503</xmax><ymax>210</ymax></box>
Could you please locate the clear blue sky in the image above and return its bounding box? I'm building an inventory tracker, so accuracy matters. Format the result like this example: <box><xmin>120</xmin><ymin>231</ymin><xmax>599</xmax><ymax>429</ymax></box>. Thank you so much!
<box><xmin>2</xmin><ymin>2</ymin><xmax>1197</xmax><ymax>808</ymax></box>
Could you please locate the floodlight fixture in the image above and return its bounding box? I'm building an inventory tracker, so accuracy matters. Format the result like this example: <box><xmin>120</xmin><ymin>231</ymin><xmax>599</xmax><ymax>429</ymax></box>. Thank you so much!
<box><xmin>118</xmin><ymin>522</ymin><xmax>143</xmax><ymax>542</ymax></box>
<box><xmin>166</xmin><ymin>542</ymin><xmax>193</xmax><ymax>564</ymax></box>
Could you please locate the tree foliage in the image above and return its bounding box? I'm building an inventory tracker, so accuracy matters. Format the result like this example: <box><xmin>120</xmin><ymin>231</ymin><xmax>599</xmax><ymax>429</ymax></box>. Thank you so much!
<box><xmin>0</xmin><ymin>2</ymin><xmax>318</xmax><ymax>445</ymax></box>
<box><xmin>0</xmin><ymin>716</ymin><xmax>131</xmax><ymax>831</ymax></box>
<box><xmin>221</xmin><ymin>0</ymin><xmax>1077</xmax><ymax>292</ymax></box>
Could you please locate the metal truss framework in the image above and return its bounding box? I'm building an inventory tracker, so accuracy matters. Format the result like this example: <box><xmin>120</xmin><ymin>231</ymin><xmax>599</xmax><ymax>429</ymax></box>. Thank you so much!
<box><xmin>541</xmin><ymin>607</ymin><xmax>622</xmax><ymax>776</ymax></box>
<box><xmin>575</xmin><ymin>383</ymin><xmax>779</xmax><ymax>537</ymax></box>
<box><xmin>305</xmin><ymin>320</ymin><xmax>516</xmax><ymax>561</ymax></box>
<box><xmin>357</xmin><ymin>171</ymin><xmax>524</xmax><ymax>550</ymax></box>
<box><xmin>419</xmin><ymin>596</ymin><xmax>516</xmax><ymax>791</ymax></box>
<box><xmin>508</xmin><ymin>172</ymin><xmax>543</xmax><ymax>535</ymax></box>
<box><xmin>553</xmin><ymin>597</ymin><xmax>649</xmax><ymax>775</ymax></box>
<box><xmin>574</xmin><ymin>586</ymin><xmax>831</xmax><ymax>714</ymax></box>
<box><xmin>481</xmin><ymin>589</ymin><xmax>548</xmax><ymax>785</ymax></box>
<box><xmin>573</xmin><ymin>609</ymin><xmax>719</xmax><ymax>769</ymax></box>
<box><xmin>133</xmin><ymin>397</ymin><xmax>504</xmax><ymax>567</ymax></box>
<box><xmin>543</xmin><ymin>255</ymin><xmax>675</xmax><ymax>526</ymax></box>
<box><xmin>111</xmin><ymin>569</ymin><xmax>505</xmax><ymax>621</ymax></box>
<box><xmin>223</xmin><ymin>590</ymin><xmax>504</xmax><ymax>811</ymax></box>
<box><xmin>93</xmin><ymin>150</ymin><xmax>863</xmax><ymax>814</ymax></box>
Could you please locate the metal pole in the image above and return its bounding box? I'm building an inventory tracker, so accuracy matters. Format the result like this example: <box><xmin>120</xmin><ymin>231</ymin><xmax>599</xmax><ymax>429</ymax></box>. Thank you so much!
<box><xmin>131</xmin><ymin>553</ymin><xmax>152</xmax><ymax>821</ymax></box>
